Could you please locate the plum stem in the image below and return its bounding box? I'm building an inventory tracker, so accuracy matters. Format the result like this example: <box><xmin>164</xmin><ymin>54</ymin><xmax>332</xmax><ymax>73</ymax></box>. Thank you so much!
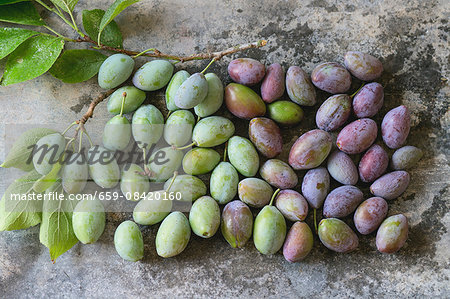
<box><xmin>223</xmin><ymin>142</ymin><xmax>228</xmax><ymax>162</ymax></box>
<box><xmin>78</xmin><ymin>131</ymin><xmax>83</xmax><ymax>153</ymax></box>
<box><xmin>62</xmin><ymin>121</ymin><xmax>77</xmax><ymax>136</ymax></box>
<box><xmin>165</xmin><ymin>171</ymin><xmax>179</xmax><ymax>193</ymax></box>
<box><xmin>133</xmin><ymin>48</ymin><xmax>156</xmax><ymax>59</ymax></box>
<box><xmin>119</xmin><ymin>92</ymin><xmax>127</xmax><ymax>117</ymax></box>
<box><xmin>269</xmin><ymin>189</ymin><xmax>280</xmax><ymax>206</ymax></box>
<box><xmin>201</xmin><ymin>58</ymin><xmax>216</xmax><ymax>74</ymax></box>
<box><xmin>350</xmin><ymin>83</ymin><xmax>365</xmax><ymax>98</ymax></box>
<box><xmin>142</xmin><ymin>148</ymin><xmax>149</xmax><ymax>173</ymax></box>
<box><xmin>314</xmin><ymin>208</ymin><xmax>318</xmax><ymax>234</ymax></box>
<box><xmin>176</xmin><ymin>142</ymin><xmax>195</xmax><ymax>150</ymax></box>
<box><xmin>166</xmin><ymin>110</ymin><xmax>172</xmax><ymax>120</ymax></box>
<box><xmin>64</xmin><ymin>137</ymin><xmax>75</xmax><ymax>152</ymax></box>
<box><xmin>82</xmin><ymin>129</ymin><xmax>93</xmax><ymax>148</ymax></box>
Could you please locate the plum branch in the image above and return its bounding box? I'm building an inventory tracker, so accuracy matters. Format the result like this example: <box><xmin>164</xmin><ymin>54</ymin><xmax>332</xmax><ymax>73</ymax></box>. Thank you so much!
<box><xmin>76</xmin><ymin>36</ymin><xmax>267</xmax><ymax>62</ymax></box>
<box><xmin>68</xmin><ymin>88</ymin><xmax>116</xmax><ymax>148</ymax></box>
<box><xmin>76</xmin><ymin>88</ymin><xmax>116</xmax><ymax>126</ymax></box>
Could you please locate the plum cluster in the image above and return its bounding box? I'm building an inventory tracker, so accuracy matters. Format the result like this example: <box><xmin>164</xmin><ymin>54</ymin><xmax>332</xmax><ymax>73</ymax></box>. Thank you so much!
<box><xmin>29</xmin><ymin>50</ymin><xmax>421</xmax><ymax>262</ymax></box>
<box><xmin>220</xmin><ymin>53</ymin><xmax>418</xmax><ymax>259</ymax></box>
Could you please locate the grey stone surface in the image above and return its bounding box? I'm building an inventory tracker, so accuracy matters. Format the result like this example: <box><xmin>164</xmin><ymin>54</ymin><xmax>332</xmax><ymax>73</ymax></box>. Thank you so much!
<box><xmin>0</xmin><ymin>0</ymin><xmax>449</xmax><ymax>297</ymax></box>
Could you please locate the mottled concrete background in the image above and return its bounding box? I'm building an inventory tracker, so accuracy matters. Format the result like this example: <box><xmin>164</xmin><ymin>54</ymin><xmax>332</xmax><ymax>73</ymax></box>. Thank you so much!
<box><xmin>0</xmin><ymin>0</ymin><xmax>449</xmax><ymax>297</ymax></box>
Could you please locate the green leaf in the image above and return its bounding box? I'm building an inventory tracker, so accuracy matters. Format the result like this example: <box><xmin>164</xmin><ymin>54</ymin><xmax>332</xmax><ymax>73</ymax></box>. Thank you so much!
<box><xmin>98</xmin><ymin>0</ymin><xmax>140</xmax><ymax>45</ymax></box>
<box><xmin>49</xmin><ymin>0</ymin><xmax>78</xmax><ymax>13</ymax></box>
<box><xmin>0</xmin><ymin>2</ymin><xmax>45</xmax><ymax>26</ymax></box>
<box><xmin>1</xmin><ymin>127</ymin><xmax>57</xmax><ymax>171</ymax></box>
<box><xmin>1</xmin><ymin>35</ymin><xmax>64</xmax><ymax>86</ymax></box>
<box><xmin>82</xmin><ymin>9</ymin><xmax>123</xmax><ymax>48</ymax></box>
<box><xmin>40</xmin><ymin>182</ymin><xmax>78</xmax><ymax>262</ymax></box>
<box><xmin>49</xmin><ymin>49</ymin><xmax>107</xmax><ymax>83</ymax></box>
<box><xmin>0</xmin><ymin>0</ymin><xmax>29</xmax><ymax>6</ymax></box>
<box><xmin>0</xmin><ymin>170</ymin><xmax>43</xmax><ymax>231</ymax></box>
<box><xmin>0</xmin><ymin>27</ymin><xmax>39</xmax><ymax>60</ymax></box>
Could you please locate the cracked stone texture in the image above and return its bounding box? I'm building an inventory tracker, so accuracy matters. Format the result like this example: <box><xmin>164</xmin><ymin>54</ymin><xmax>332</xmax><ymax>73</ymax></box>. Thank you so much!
<box><xmin>0</xmin><ymin>0</ymin><xmax>449</xmax><ymax>297</ymax></box>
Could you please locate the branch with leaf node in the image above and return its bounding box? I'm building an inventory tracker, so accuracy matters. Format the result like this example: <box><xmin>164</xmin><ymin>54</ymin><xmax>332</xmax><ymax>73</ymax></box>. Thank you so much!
<box><xmin>77</xmin><ymin>35</ymin><xmax>267</xmax><ymax>62</ymax></box>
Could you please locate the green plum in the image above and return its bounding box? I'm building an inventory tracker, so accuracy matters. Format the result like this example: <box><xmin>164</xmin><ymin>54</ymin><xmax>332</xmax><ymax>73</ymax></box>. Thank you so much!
<box><xmin>103</xmin><ymin>115</ymin><xmax>131</xmax><ymax>151</ymax></box>
<box><xmin>275</xmin><ymin>190</ymin><xmax>308</xmax><ymax>222</ymax></box>
<box><xmin>376</xmin><ymin>214</ymin><xmax>408</xmax><ymax>253</ymax></box>
<box><xmin>194</xmin><ymin>73</ymin><xmax>224</xmax><ymax>117</ymax></box>
<box><xmin>189</xmin><ymin>196</ymin><xmax>220</xmax><ymax>238</ymax></box>
<box><xmin>227</xmin><ymin>136</ymin><xmax>259</xmax><ymax>177</ymax></box>
<box><xmin>254</xmin><ymin>205</ymin><xmax>287</xmax><ymax>255</ymax></box>
<box><xmin>133</xmin><ymin>59</ymin><xmax>174</xmax><ymax>91</ymax></box>
<box><xmin>163</xmin><ymin>174</ymin><xmax>206</xmax><ymax>202</ymax></box>
<box><xmin>182</xmin><ymin>147</ymin><xmax>220</xmax><ymax>175</ymax></box>
<box><xmin>72</xmin><ymin>199</ymin><xmax>105</xmax><ymax>244</ymax></box>
<box><xmin>267</xmin><ymin>100</ymin><xmax>304</xmax><ymax>126</ymax></box>
<box><xmin>166</xmin><ymin>70</ymin><xmax>190</xmax><ymax>111</ymax></box>
<box><xmin>192</xmin><ymin>116</ymin><xmax>235</xmax><ymax>147</ymax></box>
<box><xmin>107</xmin><ymin>86</ymin><xmax>146</xmax><ymax>114</ymax></box>
<box><xmin>164</xmin><ymin>110</ymin><xmax>195</xmax><ymax>147</ymax></box>
<box><xmin>87</xmin><ymin>146</ymin><xmax>120</xmax><ymax>188</ymax></box>
<box><xmin>238</xmin><ymin>178</ymin><xmax>273</xmax><ymax>208</ymax></box>
<box><xmin>132</xmin><ymin>104</ymin><xmax>164</xmax><ymax>149</ymax></box>
<box><xmin>62</xmin><ymin>152</ymin><xmax>88</xmax><ymax>194</ymax></box>
<box><xmin>210</xmin><ymin>162</ymin><xmax>239</xmax><ymax>204</ymax></box>
<box><xmin>148</xmin><ymin>147</ymin><xmax>183</xmax><ymax>182</ymax></box>
<box><xmin>260</xmin><ymin>159</ymin><xmax>298</xmax><ymax>189</ymax></box>
<box><xmin>156</xmin><ymin>211</ymin><xmax>191</xmax><ymax>258</ymax></box>
<box><xmin>120</xmin><ymin>164</ymin><xmax>150</xmax><ymax>201</ymax></box>
<box><xmin>133</xmin><ymin>190</ymin><xmax>173</xmax><ymax>225</ymax></box>
<box><xmin>174</xmin><ymin>73</ymin><xmax>209</xmax><ymax>109</ymax></box>
<box><xmin>98</xmin><ymin>54</ymin><xmax>134</xmax><ymax>89</ymax></box>
<box><xmin>114</xmin><ymin>220</ymin><xmax>144</xmax><ymax>262</ymax></box>
<box><xmin>391</xmin><ymin>146</ymin><xmax>423</xmax><ymax>170</ymax></box>
<box><xmin>32</xmin><ymin>133</ymin><xmax>66</xmax><ymax>175</ymax></box>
